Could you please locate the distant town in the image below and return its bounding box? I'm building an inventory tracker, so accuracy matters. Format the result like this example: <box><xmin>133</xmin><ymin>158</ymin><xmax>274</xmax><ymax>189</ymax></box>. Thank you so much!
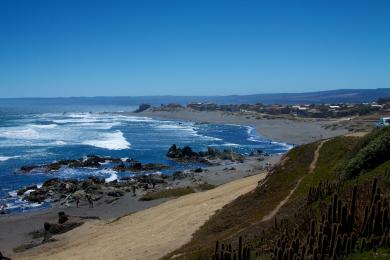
<box><xmin>136</xmin><ymin>97</ymin><xmax>390</xmax><ymax>119</ymax></box>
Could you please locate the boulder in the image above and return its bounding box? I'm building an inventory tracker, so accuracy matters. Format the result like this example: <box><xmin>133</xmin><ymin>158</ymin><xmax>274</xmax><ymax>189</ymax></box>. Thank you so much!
<box><xmin>17</xmin><ymin>185</ymin><xmax>38</xmax><ymax>196</ymax></box>
<box><xmin>24</xmin><ymin>190</ymin><xmax>47</xmax><ymax>203</ymax></box>
<box><xmin>58</xmin><ymin>211</ymin><xmax>69</xmax><ymax>224</ymax></box>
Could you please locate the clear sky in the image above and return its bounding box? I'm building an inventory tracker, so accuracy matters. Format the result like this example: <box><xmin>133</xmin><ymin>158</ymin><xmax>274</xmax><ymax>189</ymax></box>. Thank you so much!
<box><xmin>0</xmin><ymin>0</ymin><xmax>389</xmax><ymax>97</ymax></box>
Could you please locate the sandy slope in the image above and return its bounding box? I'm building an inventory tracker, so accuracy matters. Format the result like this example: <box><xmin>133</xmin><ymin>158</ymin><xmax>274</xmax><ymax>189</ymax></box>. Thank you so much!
<box><xmin>15</xmin><ymin>173</ymin><xmax>266</xmax><ymax>260</ymax></box>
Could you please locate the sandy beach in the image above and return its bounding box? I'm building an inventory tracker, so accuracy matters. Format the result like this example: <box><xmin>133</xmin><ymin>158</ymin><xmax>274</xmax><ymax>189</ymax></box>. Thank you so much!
<box><xmin>15</xmin><ymin>173</ymin><xmax>266</xmax><ymax>260</ymax></box>
<box><xmin>0</xmin><ymin>110</ymin><xmax>346</xmax><ymax>258</ymax></box>
<box><xmin>134</xmin><ymin>109</ymin><xmax>349</xmax><ymax>145</ymax></box>
<box><xmin>0</xmin><ymin>151</ymin><xmax>279</xmax><ymax>256</ymax></box>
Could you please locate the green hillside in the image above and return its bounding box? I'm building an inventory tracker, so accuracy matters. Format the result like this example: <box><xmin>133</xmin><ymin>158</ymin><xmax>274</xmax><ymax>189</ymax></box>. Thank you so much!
<box><xmin>166</xmin><ymin>126</ymin><xmax>390</xmax><ymax>259</ymax></box>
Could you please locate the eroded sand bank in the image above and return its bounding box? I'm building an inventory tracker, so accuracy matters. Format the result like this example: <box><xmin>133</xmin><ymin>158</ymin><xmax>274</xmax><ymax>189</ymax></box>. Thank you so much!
<box><xmin>15</xmin><ymin>173</ymin><xmax>266</xmax><ymax>260</ymax></box>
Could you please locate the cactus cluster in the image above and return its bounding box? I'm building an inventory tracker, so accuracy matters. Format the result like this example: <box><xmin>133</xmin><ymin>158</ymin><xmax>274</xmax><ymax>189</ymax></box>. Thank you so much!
<box><xmin>207</xmin><ymin>174</ymin><xmax>390</xmax><ymax>260</ymax></box>
<box><xmin>268</xmin><ymin>178</ymin><xmax>389</xmax><ymax>259</ymax></box>
<box><xmin>212</xmin><ymin>236</ymin><xmax>251</xmax><ymax>260</ymax></box>
<box><xmin>306</xmin><ymin>181</ymin><xmax>344</xmax><ymax>205</ymax></box>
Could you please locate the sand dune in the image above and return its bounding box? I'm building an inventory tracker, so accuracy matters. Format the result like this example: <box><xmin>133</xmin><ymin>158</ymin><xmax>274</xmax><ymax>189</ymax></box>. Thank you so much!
<box><xmin>16</xmin><ymin>173</ymin><xmax>266</xmax><ymax>260</ymax></box>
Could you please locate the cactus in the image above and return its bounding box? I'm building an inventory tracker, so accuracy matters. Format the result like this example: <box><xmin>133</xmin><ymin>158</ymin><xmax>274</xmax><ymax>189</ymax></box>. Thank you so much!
<box><xmin>238</xmin><ymin>236</ymin><xmax>242</xmax><ymax>260</ymax></box>
<box><xmin>332</xmin><ymin>194</ymin><xmax>338</xmax><ymax>223</ymax></box>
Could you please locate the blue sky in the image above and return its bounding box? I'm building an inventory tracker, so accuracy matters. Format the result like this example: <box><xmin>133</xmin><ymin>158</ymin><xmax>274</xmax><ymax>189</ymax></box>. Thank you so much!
<box><xmin>0</xmin><ymin>0</ymin><xmax>389</xmax><ymax>97</ymax></box>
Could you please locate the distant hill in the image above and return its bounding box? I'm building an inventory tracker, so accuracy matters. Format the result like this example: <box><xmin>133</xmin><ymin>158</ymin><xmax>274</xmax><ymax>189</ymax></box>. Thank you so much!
<box><xmin>1</xmin><ymin>88</ymin><xmax>390</xmax><ymax>107</ymax></box>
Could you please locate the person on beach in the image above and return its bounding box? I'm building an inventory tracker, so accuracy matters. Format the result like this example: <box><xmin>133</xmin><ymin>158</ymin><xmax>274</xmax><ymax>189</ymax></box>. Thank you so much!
<box><xmin>132</xmin><ymin>185</ymin><xmax>136</xmax><ymax>196</ymax></box>
<box><xmin>86</xmin><ymin>194</ymin><xmax>93</xmax><ymax>208</ymax></box>
<box><xmin>75</xmin><ymin>197</ymin><xmax>80</xmax><ymax>208</ymax></box>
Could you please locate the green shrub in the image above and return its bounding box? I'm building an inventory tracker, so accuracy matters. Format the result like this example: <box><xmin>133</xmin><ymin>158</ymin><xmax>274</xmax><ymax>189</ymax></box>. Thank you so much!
<box><xmin>343</xmin><ymin>126</ymin><xmax>390</xmax><ymax>179</ymax></box>
<box><xmin>139</xmin><ymin>187</ymin><xmax>195</xmax><ymax>201</ymax></box>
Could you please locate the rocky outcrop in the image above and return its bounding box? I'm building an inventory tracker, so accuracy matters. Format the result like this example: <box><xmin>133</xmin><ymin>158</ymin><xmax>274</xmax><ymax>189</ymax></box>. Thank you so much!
<box><xmin>134</xmin><ymin>104</ymin><xmax>151</xmax><ymax>113</ymax></box>
<box><xmin>166</xmin><ymin>145</ymin><xmax>244</xmax><ymax>163</ymax></box>
<box><xmin>17</xmin><ymin>155</ymin><xmax>123</xmax><ymax>173</ymax></box>
<box><xmin>19</xmin><ymin>174</ymin><xmax>167</xmax><ymax>204</ymax></box>
<box><xmin>114</xmin><ymin>161</ymin><xmax>170</xmax><ymax>172</ymax></box>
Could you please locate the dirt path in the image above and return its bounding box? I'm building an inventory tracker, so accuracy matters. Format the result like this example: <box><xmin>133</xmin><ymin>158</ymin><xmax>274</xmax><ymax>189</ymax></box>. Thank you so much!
<box><xmin>15</xmin><ymin>173</ymin><xmax>267</xmax><ymax>260</ymax></box>
<box><xmin>261</xmin><ymin>140</ymin><xmax>326</xmax><ymax>222</ymax></box>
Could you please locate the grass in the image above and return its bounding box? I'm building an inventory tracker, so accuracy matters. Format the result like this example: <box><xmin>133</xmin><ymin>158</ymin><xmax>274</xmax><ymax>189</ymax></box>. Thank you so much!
<box><xmin>349</xmin><ymin>248</ymin><xmax>390</xmax><ymax>259</ymax></box>
<box><xmin>163</xmin><ymin>133</ymin><xmax>390</xmax><ymax>259</ymax></box>
<box><xmin>195</xmin><ymin>183</ymin><xmax>216</xmax><ymax>191</ymax></box>
<box><xmin>164</xmin><ymin>142</ymin><xmax>318</xmax><ymax>259</ymax></box>
<box><xmin>294</xmin><ymin>136</ymin><xmax>359</xmax><ymax>198</ymax></box>
<box><xmin>139</xmin><ymin>187</ymin><xmax>195</xmax><ymax>201</ymax></box>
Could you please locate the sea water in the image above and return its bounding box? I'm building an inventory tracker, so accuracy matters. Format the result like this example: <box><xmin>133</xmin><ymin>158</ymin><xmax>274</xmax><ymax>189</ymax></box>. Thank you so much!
<box><xmin>0</xmin><ymin>101</ymin><xmax>292</xmax><ymax>213</ymax></box>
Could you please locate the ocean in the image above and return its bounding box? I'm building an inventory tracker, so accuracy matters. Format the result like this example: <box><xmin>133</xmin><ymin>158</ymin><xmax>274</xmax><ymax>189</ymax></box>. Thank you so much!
<box><xmin>0</xmin><ymin>100</ymin><xmax>292</xmax><ymax>213</ymax></box>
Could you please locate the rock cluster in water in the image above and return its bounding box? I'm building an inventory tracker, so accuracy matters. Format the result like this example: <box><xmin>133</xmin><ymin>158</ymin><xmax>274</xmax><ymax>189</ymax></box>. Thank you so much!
<box><xmin>18</xmin><ymin>155</ymin><xmax>123</xmax><ymax>173</ymax></box>
<box><xmin>14</xmin><ymin>146</ymin><xmax>245</xmax><ymax>206</ymax></box>
<box><xmin>17</xmin><ymin>155</ymin><xmax>170</xmax><ymax>174</ymax></box>
<box><xmin>166</xmin><ymin>145</ymin><xmax>245</xmax><ymax>163</ymax></box>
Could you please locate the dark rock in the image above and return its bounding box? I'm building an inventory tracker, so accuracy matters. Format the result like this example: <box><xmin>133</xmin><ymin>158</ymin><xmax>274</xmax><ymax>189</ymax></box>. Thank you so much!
<box><xmin>107</xmin><ymin>190</ymin><xmax>125</xmax><ymax>197</ymax></box>
<box><xmin>20</xmin><ymin>165</ymin><xmax>39</xmax><ymax>172</ymax></box>
<box><xmin>166</xmin><ymin>145</ymin><xmax>244</xmax><ymax>163</ymax></box>
<box><xmin>58</xmin><ymin>211</ymin><xmax>69</xmax><ymax>224</ymax></box>
<box><xmin>17</xmin><ymin>185</ymin><xmax>38</xmax><ymax>196</ymax></box>
<box><xmin>44</xmin><ymin>222</ymin><xmax>83</xmax><ymax>235</ymax></box>
<box><xmin>24</xmin><ymin>190</ymin><xmax>47</xmax><ymax>203</ymax></box>
<box><xmin>114</xmin><ymin>161</ymin><xmax>170</xmax><ymax>172</ymax></box>
<box><xmin>134</xmin><ymin>104</ymin><xmax>151</xmax><ymax>113</ymax></box>
<box><xmin>142</xmin><ymin>163</ymin><xmax>170</xmax><ymax>171</ymax></box>
<box><xmin>172</xmin><ymin>171</ymin><xmax>186</xmax><ymax>180</ymax></box>
<box><xmin>194</xmin><ymin>168</ymin><xmax>203</xmax><ymax>173</ymax></box>
<box><xmin>18</xmin><ymin>155</ymin><xmax>126</xmax><ymax>173</ymax></box>
<box><xmin>42</xmin><ymin>178</ymin><xmax>61</xmax><ymax>187</ymax></box>
<box><xmin>166</xmin><ymin>144</ymin><xmax>201</xmax><ymax>162</ymax></box>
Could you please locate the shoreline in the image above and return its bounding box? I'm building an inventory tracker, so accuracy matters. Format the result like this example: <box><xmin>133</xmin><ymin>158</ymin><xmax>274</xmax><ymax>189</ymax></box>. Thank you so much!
<box><xmin>15</xmin><ymin>173</ymin><xmax>268</xmax><ymax>260</ymax></box>
<box><xmin>0</xmin><ymin>110</ymin><xmax>345</xmax><ymax>257</ymax></box>
<box><xmin>0</xmin><ymin>153</ymin><xmax>280</xmax><ymax>256</ymax></box>
<box><xmin>129</xmin><ymin>109</ymin><xmax>349</xmax><ymax>145</ymax></box>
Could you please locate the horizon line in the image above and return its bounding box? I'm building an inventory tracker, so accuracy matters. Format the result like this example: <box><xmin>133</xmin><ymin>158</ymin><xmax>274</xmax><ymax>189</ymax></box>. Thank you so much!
<box><xmin>0</xmin><ymin>88</ymin><xmax>388</xmax><ymax>99</ymax></box>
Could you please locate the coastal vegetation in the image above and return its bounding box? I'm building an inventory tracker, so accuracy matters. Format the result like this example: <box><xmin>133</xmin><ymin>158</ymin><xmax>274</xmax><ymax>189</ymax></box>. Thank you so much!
<box><xmin>140</xmin><ymin>187</ymin><xmax>195</xmax><ymax>201</ymax></box>
<box><xmin>140</xmin><ymin>183</ymin><xmax>216</xmax><ymax>201</ymax></box>
<box><xmin>165</xmin><ymin>126</ymin><xmax>390</xmax><ymax>259</ymax></box>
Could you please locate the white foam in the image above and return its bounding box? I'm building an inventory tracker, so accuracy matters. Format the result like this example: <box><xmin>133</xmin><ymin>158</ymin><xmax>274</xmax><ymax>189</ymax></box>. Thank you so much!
<box><xmin>53</xmin><ymin>118</ymin><xmax>101</xmax><ymax>124</ymax></box>
<box><xmin>83</xmin><ymin>131</ymin><xmax>131</xmax><ymax>150</ymax></box>
<box><xmin>8</xmin><ymin>191</ymin><xmax>17</xmax><ymax>197</ymax></box>
<box><xmin>223</xmin><ymin>143</ymin><xmax>240</xmax><ymax>147</ymax></box>
<box><xmin>23</xmin><ymin>189</ymin><xmax>36</xmax><ymax>195</ymax></box>
<box><xmin>0</xmin><ymin>128</ymin><xmax>40</xmax><ymax>139</ymax></box>
<box><xmin>29</xmin><ymin>124</ymin><xmax>58</xmax><ymax>129</ymax></box>
<box><xmin>105</xmin><ymin>171</ymin><xmax>118</xmax><ymax>183</ymax></box>
<box><xmin>157</xmin><ymin>123</ymin><xmax>223</xmax><ymax>141</ymax></box>
<box><xmin>271</xmin><ymin>141</ymin><xmax>294</xmax><ymax>150</ymax></box>
<box><xmin>0</xmin><ymin>155</ymin><xmax>20</xmax><ymax>161</ymax></box>
<box><xmin>53</xmin><ymin>140</ymin><xmax>66</xmax><ymax>145</ymax></box>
